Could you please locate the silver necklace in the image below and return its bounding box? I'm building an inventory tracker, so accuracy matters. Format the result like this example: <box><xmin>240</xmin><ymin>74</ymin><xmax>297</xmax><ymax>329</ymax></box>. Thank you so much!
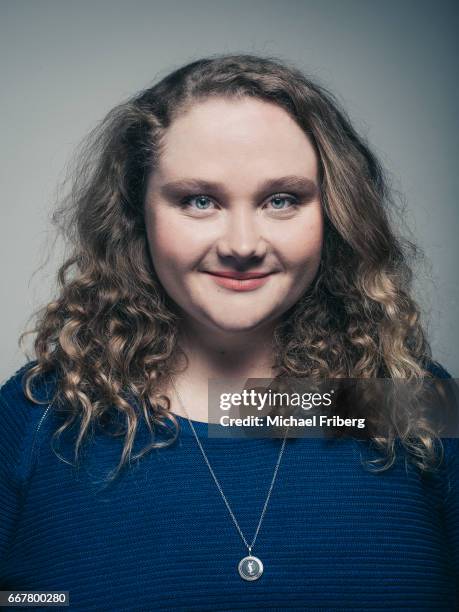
<box><xmin>170</xmin><ymin>377</ymin><xmax>289</xmax><ymax>581</ymax></box>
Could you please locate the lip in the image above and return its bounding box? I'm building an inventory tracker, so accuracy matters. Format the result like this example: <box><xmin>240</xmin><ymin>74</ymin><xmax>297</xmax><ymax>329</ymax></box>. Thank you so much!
<box><xmin>206</xmin><ymin>270</ymin><xmax>273</xmax><ymax>279</ymax></box>
<box><xmin>204</xmin><ymin>271</ymin><xmax>273</xmax><ymax>292</ymax></box>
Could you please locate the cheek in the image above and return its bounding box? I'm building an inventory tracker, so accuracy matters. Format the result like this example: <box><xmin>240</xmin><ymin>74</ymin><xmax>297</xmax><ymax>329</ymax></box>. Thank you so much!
<box><xmin>146</xmin><ymin>210</ymin><xmax>178</xmax><ymax>272</ymax></box>
<box><xmin>274</xmin><ymin>208</ymin><xmax>324</xmax><ymax>267</ymax></box>
<box><xmin>146</xmin><ymin>208</ymin><xmax>212</xmax><ymax>273</ymax></box>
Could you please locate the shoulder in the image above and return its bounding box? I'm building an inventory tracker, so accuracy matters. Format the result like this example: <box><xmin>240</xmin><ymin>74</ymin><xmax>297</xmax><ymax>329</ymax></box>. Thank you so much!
<box><xmin>424</xmin><ymin>359</ymin><xmax>453</xmax><ymax>379</ymax></box>
<box><xmin>425</xmin><ymin>363</ymin><xmax>459</xmax><ymax>502</ymax></box>
<box><xmin>0</xmin><ymin>361</ymin><xmax>57</xmax><ymax>426</ymax></box>
<box><xmin>422</xmin><ymin>360</ymin><xmax>458</xmax><ymax>460</ymax></box>
<box><xmin>0</xmin><ymin>360</ymin><xmax>60</xmax><ymax>404</ymax></box>
<box><xmin>0</xmin><ymin>361</ymin><xmax>58</xmax><ymax>486</ymax></box>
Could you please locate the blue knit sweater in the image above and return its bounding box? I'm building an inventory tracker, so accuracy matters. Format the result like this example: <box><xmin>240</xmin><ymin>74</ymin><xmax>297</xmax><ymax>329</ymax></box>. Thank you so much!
<box><xmin>0</xmin><ymin>362</ymin><xmax>457</xmax><ymax>611</ymax></box>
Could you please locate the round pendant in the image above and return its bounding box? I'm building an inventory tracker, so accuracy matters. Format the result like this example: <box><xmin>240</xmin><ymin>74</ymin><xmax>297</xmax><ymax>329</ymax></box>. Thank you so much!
<box><xmin>238</xmin><ymin>555</ymin><xmax>264</xmax><ymax>581</ymax></box>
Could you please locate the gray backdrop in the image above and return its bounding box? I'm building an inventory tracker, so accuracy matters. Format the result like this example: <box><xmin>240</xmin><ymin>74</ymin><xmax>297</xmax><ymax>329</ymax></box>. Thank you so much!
<box><xmin>1</xmin><ymin>0</ymin><xmax>457</xmax><ymax>381</ymax></box>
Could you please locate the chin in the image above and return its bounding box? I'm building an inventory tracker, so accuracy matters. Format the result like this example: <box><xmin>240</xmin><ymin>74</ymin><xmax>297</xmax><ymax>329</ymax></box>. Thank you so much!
<box><xmin>208</xmin><ymin>314</ymin><xmax>274</xmax><ymax>334</ymax></box>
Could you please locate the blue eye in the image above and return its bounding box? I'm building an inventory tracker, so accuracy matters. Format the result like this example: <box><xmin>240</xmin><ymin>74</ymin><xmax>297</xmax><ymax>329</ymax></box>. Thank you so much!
<box><xmin>268</xmin><ymin>195</ymin><xmax>298</xmax><ymax>210</ymax></box>
<box><xmin>180</xmin><ymin>193</ymin><xmax>299</xmax><ymax>213</ymax></box>
<box><xmin>182</xmin><ymin>195</ymin><xmax>214</xmax><ymax>210</ymax></box>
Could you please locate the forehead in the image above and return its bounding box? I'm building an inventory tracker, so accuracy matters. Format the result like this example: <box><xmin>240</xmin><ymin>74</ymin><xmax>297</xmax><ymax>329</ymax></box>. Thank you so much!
<box><xmin>155</xmin><ymin>97</ymin><xmax>318</xmax><ymax>184</ymax></box>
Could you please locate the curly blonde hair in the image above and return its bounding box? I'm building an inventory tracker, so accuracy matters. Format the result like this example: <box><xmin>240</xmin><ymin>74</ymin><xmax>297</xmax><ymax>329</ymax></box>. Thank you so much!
<box><xmin>20</xmin><ymin>54</ymin><xmax>441</xmax><ymax>482</ymax></box>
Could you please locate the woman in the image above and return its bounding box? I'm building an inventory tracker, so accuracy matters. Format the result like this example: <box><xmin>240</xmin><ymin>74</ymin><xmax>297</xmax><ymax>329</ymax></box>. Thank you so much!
<box><xmin>0</xmin><ymin>54</ymin><xmax>457</xmax><ymax>610</ymax></box>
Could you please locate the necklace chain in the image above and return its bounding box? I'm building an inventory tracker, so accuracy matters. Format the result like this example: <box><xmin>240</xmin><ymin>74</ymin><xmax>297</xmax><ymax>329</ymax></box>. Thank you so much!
<box><xmin>170</xmin><ymin>377</ymin><xmax>289</xmax><ymax>554</ymax></box>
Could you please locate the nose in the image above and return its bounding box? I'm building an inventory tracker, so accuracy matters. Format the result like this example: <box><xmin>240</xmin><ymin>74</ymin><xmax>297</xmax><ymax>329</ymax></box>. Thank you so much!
<box><xmin>216</xmin><ymin>207</ymin><xmax>267</xmax><ymax>263</ymax></box>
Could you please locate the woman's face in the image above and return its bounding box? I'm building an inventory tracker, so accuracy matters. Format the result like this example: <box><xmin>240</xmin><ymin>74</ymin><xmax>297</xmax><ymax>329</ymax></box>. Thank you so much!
<box><xmin>144</xmin><ymin>96</ymin><xmax>323</xmax><ymax>336</ymax></box>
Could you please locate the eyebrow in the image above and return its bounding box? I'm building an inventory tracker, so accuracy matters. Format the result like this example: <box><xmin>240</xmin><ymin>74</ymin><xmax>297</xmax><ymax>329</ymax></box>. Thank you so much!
<box><xmin>159</xmin><ymin>175</ymin><xmax>318</xmax><ymax>200</ymax></box>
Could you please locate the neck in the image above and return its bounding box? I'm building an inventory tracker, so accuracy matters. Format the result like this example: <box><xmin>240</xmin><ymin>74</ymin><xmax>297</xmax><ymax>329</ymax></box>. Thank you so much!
<box><xmin>179</xmin><ymin>319</ymin><xmax>278</xmax><ymax>378</ymax></box>
<box><xmin>163</xmin><ymin>319</ymin><xmax>279</xmax><ymax>423</ymax></box>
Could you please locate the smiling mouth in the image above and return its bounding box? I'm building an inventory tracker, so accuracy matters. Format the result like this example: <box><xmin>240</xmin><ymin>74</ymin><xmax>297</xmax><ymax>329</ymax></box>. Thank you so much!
<box><xmin>205</xmin><ymin>270</ymin><xmax>273</xmax><ymax>279</ymax></box>
<box><xmin>204</xmin><ymin>271</ymin><xmax>273</xmax><ymax>292</ymax></box>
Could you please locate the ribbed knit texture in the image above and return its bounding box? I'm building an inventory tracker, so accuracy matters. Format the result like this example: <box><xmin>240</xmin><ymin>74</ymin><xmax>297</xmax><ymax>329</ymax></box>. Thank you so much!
<box><xmin>0</xmin><ymin>362</ymin><xmax>457</xmax><ymax>611</ymax></box>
